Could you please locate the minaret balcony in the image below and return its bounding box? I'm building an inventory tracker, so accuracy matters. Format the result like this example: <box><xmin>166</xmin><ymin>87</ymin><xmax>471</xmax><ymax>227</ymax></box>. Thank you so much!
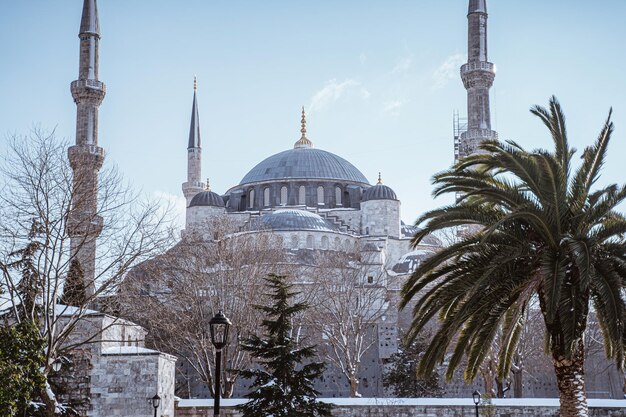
<box><xmin>460</xmin><ymin>128</ymin><xmax>498</xmax><ymax>141</ymax></box>
<box><xmin>460</xmin><ymin>61</ymin><xmax>495</xmax><ymax>75</ymax></box>
<box><xmin>71</xmin><ymin>79</ymin><xmax>106</xmax><ymax>91</ymax></box>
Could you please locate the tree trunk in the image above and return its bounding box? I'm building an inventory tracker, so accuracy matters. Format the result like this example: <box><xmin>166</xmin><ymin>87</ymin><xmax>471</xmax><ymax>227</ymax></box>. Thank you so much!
<box><xmin>553</xmin><ymin>341</ymin><xmax>588</xmax><ymax>417</ymax></box>
<box><xmin>512</xmin><ymin>368</ymin><xmax>523</xmax><ymax>398</ymax></box>
<box><xmin>349</xmin><ymin>375</ymin><xmax>361</xmax><ymax>397</ymax></box>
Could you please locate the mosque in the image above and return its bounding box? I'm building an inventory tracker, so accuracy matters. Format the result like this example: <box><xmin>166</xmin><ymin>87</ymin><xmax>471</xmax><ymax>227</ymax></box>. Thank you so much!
<box><xmin>64</xmin><ymin>0</ymin><xmax>624</xmax><ymax>406</ymax></box>
<box><xmin>144</xmin><ymin>0</ymin><xmax>493</xmax><ymax>398</ymax></box>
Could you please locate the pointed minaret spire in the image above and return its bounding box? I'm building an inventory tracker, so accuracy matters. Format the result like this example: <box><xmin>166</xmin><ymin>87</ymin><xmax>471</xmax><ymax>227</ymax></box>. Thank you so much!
<box><xmin>294</xmin><ymin>106</ymin><xmax>313</xmax><ymax>149</ymax></box>
<box><xmin>188</xmin><ymin>77</ymin><xmax>201</xmax><ymax>149</ymax></box>
<box><xmin>68</xmin><ymin>0</ymin><xmax>106</xmax><ymax>297</ymax></box>
<box><xmin>458</xmin><ymin>0</ymin><xmax>497</xmax><ymax>161</ymax></box>
<box><xmin>182</xmin><ymin>77</ymin><xmax>205</xmax><ymax>206</ymax></box>
<box><xmin>377</xmin><ymin>172</ymin><xmax>383</xmax><ymax>185</ymax></box>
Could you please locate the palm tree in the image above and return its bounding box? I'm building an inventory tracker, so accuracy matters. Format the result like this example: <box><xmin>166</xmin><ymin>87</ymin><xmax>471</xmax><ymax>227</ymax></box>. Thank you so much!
<box><xmin>400</xmin><ymin>96</ymin><xmax>626</xmax><ymax>417</ymax></box>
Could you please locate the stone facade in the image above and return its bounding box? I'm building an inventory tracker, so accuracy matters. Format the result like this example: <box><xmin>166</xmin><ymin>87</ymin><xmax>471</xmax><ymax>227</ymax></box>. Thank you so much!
<box><xmin>56</xmin><ymin>311</ymin><xmax>177</xmax><ymax>417</ymax></box>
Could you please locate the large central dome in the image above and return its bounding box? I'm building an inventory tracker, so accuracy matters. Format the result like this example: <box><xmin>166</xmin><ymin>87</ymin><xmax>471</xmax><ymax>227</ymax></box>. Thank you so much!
<box><xmin>239</xmin><ymin>147</ymin><xmax>369</xmax><ymax>186</ymax></box>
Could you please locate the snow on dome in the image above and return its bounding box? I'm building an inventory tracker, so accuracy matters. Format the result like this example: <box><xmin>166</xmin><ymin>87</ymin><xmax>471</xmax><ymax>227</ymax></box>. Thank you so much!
<box><xmin>391</xmin><ymin>249</ymin><xmax>435</xmax><ymax>275</ymax></box>
<box><xmin>250</xmin><ymin>209</ymin><xmax>339</xmax><ymax>232</ymax></box>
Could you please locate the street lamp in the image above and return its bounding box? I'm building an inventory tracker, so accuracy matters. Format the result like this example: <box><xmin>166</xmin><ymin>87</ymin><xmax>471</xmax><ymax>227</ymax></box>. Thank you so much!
<box><xmin>472</xmin><ymin>390</ymin><xmax>481</xmax><ymax>417</ymax></box>
<box><xmin>150</xmin><ymin>394</ymin><xmax>160</xmax><ymax>417</ymax></box>
<box><xmin>209</xmin><ymin>311</ymin><xmax>232</xmax><ymax>417</ymax></box>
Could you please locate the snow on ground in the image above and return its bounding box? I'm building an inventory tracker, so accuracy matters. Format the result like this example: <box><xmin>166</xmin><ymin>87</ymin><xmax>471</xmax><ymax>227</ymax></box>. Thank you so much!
<box><xmin>101</xmin><ymin>346</ymin><xmax>160</xmax><ymax>355</ymax></box>
<box><xmin>177</xmin><ymin>398</ymin><xmax>626</xmax><ymax>408</ymax></box>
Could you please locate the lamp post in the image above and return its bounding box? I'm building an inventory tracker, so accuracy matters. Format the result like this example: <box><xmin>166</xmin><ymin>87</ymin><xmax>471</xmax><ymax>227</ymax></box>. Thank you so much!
<box><xmin>150</xmin><ymin>394</ymin><xmax>160</xmax><ymax>417</ymax></box>
<box><xmin>209</xmin><ymin>310</ymin><xmax>232</xmax><ymax>417</ymax></box>
<box><xmin>472</xmin><ymin>390</ymin><xmax>481</xmax><ymax>417</ymax></box>
<box><xmin>52</xmin><ymin>358</ymin><xmax>62</xmax><ymax>373</ymax></box>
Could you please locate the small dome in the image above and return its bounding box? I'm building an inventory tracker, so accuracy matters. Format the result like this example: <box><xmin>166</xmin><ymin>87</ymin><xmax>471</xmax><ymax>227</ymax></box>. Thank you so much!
<box><xmin>362</xmin><ymin>183</ymin><xmax>397</xmax><ymax>201</ymax></box>
<box><xmin>189</xmin><ymin>191</ymin><xmax>225</xmax><ymax>208</ymax></box>
<box><xmin>251</xmin><ymin>209</ymin><xmax>338</xmax><ymax>232</ymax></box>
<box><xmin>400</xmin><ymin>222</ymin><xmax>442</xmax><ymax>246</ymax></box>
<box><xmin>391</xmin><ymin>249</ymin><xmax>435</xmax><ymax>274</ymax></box>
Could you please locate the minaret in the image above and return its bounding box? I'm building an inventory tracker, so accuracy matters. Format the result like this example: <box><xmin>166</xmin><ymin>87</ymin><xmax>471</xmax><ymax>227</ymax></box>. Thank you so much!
<box><xmin>182</xmin><ymin>77</ymin><xmax>205</xmax><ymax>206</ymax></box>
<box><xmin>67</xmin><ymin>0</ymin><xmax>106</xmax><ymax>297</ymax></box>
<box><xmin>458</xmin><ymin>0</ymin><xmax>497</xmax><ymax>160</ymax></box>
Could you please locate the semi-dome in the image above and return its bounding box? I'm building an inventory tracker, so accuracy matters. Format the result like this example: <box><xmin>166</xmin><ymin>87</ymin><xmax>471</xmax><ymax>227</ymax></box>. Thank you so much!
<box><xmin>251</xmin><ymin>209</ymin><xmax>338</xmax><ymax>232</ymax></box>
<box><xmin>239</xmin><ymin>148</ymin><xmax>369</xmax><ymax>186</ymax></box>
<box><xmin>362</xmin><ymin>175</ymin><xmax>397</xmax><ymax>201</ymax></box>
<box><xmin>189</xmin><ymin>190</ymin><xmax>225</xmax><ymax>208</ymax></box>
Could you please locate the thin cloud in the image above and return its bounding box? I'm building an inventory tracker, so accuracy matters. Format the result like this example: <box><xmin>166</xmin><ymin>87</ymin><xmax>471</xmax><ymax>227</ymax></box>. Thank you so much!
<box><xmin>392</xmin><ymin>55</ymin><xmax>413</xmax><ymax>74</ymax></box>
<box><xmin>309</xmin><ymin>79</ymin><xmax>370</xmax><ymax>113</ymax></box>
<box><xmin>382</xmin><ymin>99</ymin><xmax>408</xmax><ymax>115</ymax></box>
<box><xmin>432</xmin><ymin>53</ymin><xmax>465</xmax><ymax>90</ymax></box>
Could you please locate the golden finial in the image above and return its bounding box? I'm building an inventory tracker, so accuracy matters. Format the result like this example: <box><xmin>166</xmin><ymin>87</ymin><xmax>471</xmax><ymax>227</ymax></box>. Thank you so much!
<box><xmin>301</xmin><ymin>106</ymin><xmax>307</xmax><ymax>137</ymax></box>
<box><xmin>377</xmin><ymin>172</ymin><xmax>383</xmax><ymax>185</ymax></box>
<box><xmin>205</xmin><ymin>178</ymin><xmax>210</xmax><ymax>191</ymax></box>
<box><xmin>194</xmin><ymin>75</ymin><xmax>197</xmax><ymax>91</ymax></box>
<box><xmin>294</xmin><ymin>106</ymin><xmax>313</xmax><ymax>149</ymax></box>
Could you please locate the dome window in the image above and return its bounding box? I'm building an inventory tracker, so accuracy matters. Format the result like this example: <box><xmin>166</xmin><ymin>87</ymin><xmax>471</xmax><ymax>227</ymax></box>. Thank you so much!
<box><xmin>280</xmin><ymin>186</ymin><xmax>288</xmax><ymax>205</ymax></box>
<box><xmin>249</xmin><ymin>189</ymin><xmax>255</xmax><ymax>208</ymax></box>
<box><xmin>299</xmin><ymin>186</ymin><xmax>306</xmax><ymax>205</ymax></box>
<box><xmin>335</xmin><ymin>187</ymin><xmax>342</xmax><ymax>206</ymax></box>
<box><xmin>317</xmin><ymin>186</ymin><xmax>324</xmax><ymax>205</ymax></box>
<box><xmin>264</xmin><ymin>187</ymin><xmax>270</xmax><ymax>207</ymax></box>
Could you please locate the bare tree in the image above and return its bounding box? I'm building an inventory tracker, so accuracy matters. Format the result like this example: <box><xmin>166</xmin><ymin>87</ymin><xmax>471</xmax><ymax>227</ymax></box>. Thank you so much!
<box><xmin>0</xmin><ymin>129</ymin><xmax>173</xmax><ymax>416</ymax></box>
<box><xmin>306</xmin><ymin>250</ymin><xmax>389</xmax><ymax>397</ymax></box>
<box><xmin>120</xmin><ymin>218</ymin><xmax>288</xmax><ymax>399</ymax></box>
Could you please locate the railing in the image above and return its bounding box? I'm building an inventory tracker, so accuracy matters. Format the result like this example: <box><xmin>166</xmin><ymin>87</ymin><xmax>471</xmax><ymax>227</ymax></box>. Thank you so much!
<box><xmin>460</xmin><ymin>61</ymin><xmax>495</xmax><ymax>74</ymax></box>
<box><xmin>68</xmin><ymin>144</ymin><xmax>105</xmax><ymax>158</ymax></box>
<box><xmin>71</xmin><ymin>79</ymin><xmax>105</xmax><ymax>91</ymax></box>
<box><xmin>460</xmin><ymin>129</ymin><xmax>498</xmax><ymax>140</ymax></box>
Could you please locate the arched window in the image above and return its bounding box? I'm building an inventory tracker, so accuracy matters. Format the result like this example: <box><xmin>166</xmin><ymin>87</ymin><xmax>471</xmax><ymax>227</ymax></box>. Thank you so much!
<box><xmin>249</xmin><ymin>189</ymin><xmax>255</xmax><ymax>208</ymax></box>
<box><xmin>321</xmin><ymin>236</ymin><xmax>329</xmax><ymax>249</ymax></box>
<box><xmin>306</xmin><ymin>235</ymin><xmax>314</xmax><ymax>249</ymax></box>
<box><xmin>280</xmin><ymin>186</ymin><xmax>288</xmax><ymax>205</ymax></box>
<box><xmin>334</xmin><ymin>237</ymin><xmax>341</xmax><ymax>249</ymax></box>
<box><xmin>291</xmin><ymin>235</ymin><xmax>299</xmax><ymax>248</ymax></box>
<box><xmin>335</xmin><ymin>187</ymin><xmax>342</xmax><ymax>206</ymax></box>
<box><xmin>264</xmin><ymin>187</ymin><xmax>270</xmax><ymax>207</ymax></box>
<box><xmin>317</xmin><ymin>186</ymin><xmax>324</xmax><ymax>205</ymax></box>
<box><xmin>299</xmin><ymin>186</ymin><xmax>306</xmax><ymax>205</ymax></box>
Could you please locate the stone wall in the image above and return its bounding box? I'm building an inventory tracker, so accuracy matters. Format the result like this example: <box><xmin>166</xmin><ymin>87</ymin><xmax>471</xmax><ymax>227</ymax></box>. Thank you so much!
<box><xmin>175</xmin><ymin>398</ymin><xmax>626</xmax><ymax>417</ymax></box>
<box><xmin>91</xmin><ymin>349</ymin><xmax>177</xmax><ymax>417</ymax></box>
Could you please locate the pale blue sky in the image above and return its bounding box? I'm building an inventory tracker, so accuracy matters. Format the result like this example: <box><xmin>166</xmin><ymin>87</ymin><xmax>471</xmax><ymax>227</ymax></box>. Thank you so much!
<box><xmin>1</xmin><ymin>1</ymin><xmax>625</xmax><ymax>227</ymax></box>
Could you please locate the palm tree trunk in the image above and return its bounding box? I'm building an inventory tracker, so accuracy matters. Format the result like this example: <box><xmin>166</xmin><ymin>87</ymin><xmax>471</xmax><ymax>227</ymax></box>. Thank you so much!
<box><xmin>552</xmin><ymin>340</ymin><xmax>588</xmax><ymax>417</ymax></box>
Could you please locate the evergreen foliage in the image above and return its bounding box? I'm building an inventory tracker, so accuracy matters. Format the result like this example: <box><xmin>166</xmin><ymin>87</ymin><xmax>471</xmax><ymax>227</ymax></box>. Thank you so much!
<box><xmin>60</xmin><ymin>259</ymin><xmax>86</xmax><ymax>307</ymax></box>
<box><xmin>383</xmin><ymin>331</ymin><xmax>444</xmax><ymax>397</ymax></box>
<box><xmin>237</xmin><ymin>274</ymin><xmax>332</xmax><ymax>417</ymax></box>
<box><xmin>0</xmin><ymin>321</ymin><xmax>46</xmax><ymax>417</ymax></box>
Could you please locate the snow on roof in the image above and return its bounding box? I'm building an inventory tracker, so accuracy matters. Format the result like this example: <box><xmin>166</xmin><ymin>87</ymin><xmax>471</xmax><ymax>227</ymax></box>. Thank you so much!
<box><xmin>176</xmin><ymin>398</ymin><xmax>626</xmax><ymax>408</ymax></box>
<box><xmin>102</xmin><ymin>346</ymin><xmax>160</xmax><ymax>356</ymax></box>
<box><xmin>55</xmin><ymin>304</ymin><xmax>100</xmax><ymax>316</ymax></box>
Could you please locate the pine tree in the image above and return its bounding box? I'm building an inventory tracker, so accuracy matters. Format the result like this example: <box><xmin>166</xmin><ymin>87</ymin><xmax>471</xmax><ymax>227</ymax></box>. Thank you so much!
<box><xmin>60</xmin><ymin>259</ymin><xmax>86</xmax><ymax>307</ymax></box>
<box><xmin>383</xmin><ymin>331</ymin><xmax>444</xmax><ymax>398</ymax></box>
<box><xmin>237</xmin><ymin>274</ymin><xmax>332</xmax><ymax>417</ymax></box>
